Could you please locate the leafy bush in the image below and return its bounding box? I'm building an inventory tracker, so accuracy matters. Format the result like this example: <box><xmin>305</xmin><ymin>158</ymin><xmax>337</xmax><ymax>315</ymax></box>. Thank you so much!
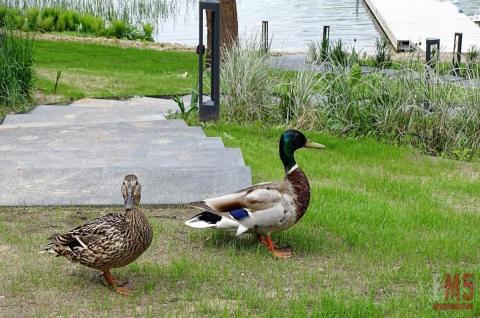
<box><xmin>26</xmin><ymin>7</ymin><xmax>40</xmax><ymax>30</ymax></box>
<box><xmin>40</xmin><ymin>16</ymin><xmax>55</xmax><ymax>31</ymax></box>
<box><xmin>110</xmin><ymin>19</ymin><xmax>127</xmax><ymax>38</ymax></box>
<box><xmin>80</xmin><ymin>14</ymin><xmax>103</xmax><ymax>34</ymax></box>
<box><xmin>142</xmin><ymin>23</ymin><xmax>154</xmax><ymax>41</ymax></box>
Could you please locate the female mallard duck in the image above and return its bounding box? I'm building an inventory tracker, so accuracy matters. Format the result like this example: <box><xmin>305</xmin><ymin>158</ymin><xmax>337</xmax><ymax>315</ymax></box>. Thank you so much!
<box><xmin>185</xmin><ymin>129</ymin><xmax>325</xmax><ymax>258</ymax></box>
<box><xmin>43</xmin><ymin>175</ymin><xmax>153</xmax><ymax>295</ymax></box>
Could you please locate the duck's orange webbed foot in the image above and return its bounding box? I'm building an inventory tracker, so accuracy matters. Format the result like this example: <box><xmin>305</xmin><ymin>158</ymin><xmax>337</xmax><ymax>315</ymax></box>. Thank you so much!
<box><xmin>115</xmin><ymin>285</ymin><xmax>132</xmax><ymax>296</ymax></box>
<box><xmin>258</xmin><ymin>235</ymin><xmax>294</xmax><ymax>259</ymax></box>
<box><xmin>102</xmin><ymin>271</ymin><xmax>131</xmax><ymax>296</ymax></box>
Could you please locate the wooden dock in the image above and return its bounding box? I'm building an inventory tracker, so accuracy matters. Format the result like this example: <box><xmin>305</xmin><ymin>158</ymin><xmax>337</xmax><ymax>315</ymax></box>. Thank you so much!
<box><xmin>364</xmin><ymin>0</ymin><xmax>480</xmax><ymax>52</ymax></box>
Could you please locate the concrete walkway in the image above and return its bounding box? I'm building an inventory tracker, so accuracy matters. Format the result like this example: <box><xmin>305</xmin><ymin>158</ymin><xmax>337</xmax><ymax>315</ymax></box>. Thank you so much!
<box><xmin>0</xmin><ymin>97</ymin><xmax>251</xmax><ymax>206</ymax></box>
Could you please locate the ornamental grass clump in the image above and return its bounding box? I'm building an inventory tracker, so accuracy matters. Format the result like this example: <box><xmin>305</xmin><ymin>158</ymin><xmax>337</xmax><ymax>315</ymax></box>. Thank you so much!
<box><xmin>220</xmin><ymin>38</ymin><xmax>278</xmax><ymax>123</ymax></box>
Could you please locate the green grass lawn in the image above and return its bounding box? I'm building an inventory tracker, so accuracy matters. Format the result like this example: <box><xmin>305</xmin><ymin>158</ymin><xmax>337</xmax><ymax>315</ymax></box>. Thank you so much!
<box><xmin>33</xmin><ymin>40</ymin><xmax>197</xmax><ymax>103</ymax></box>
<box><xmin>0</xmin><ymin>124</ymin><xmax>478</xmax><ymax>317</ymax></box>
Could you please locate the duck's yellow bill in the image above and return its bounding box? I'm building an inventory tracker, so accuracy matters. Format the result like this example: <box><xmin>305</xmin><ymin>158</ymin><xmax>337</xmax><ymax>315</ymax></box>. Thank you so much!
<box><xmin>305</xmin><ymin>139</ymin><xmax>326</xmax><ymax>149</ymax></box>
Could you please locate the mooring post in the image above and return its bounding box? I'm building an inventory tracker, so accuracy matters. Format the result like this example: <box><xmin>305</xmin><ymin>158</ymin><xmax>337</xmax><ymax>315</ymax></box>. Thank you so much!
<box><xmin>425</xmin><ymin>38</ymin><xmax>440</xmax><ymax>69</ymax></box>
<box><xmin>198</xmin><ymin>0</ymin><xmax>220</xmax><ymax>122</ymax></box>
<box><xmin>322</xmin><ymin>25</ymin><xmax>330</xmax><ymax>43</ymax></box>
<box><xmin>452</xmin><ymin>32</ymin><xmax>463</xmax><ymax>76</ymax></box>
<box><xmin>321</xmin><ymin>25</ymin><xmax>330</xmax><ymax>61</ymax></box>
<box><xmin>262</xmin><ymin>20</ymin><xmax>269</xmax><ymax>53</ymax></box>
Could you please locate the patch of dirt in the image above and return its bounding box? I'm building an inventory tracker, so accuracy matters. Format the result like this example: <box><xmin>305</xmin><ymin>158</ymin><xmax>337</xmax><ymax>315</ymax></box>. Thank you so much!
<box><xmin>33</xmin><ymin>88</ymin><xmax>71</xmax><ymax>106</ymax></box>
<box><xmin>433</xmin><ymin>191</ymin><xmax>480</xmax><ymax>214</ymax></box>
<box><xmin>0</xmin><ymin>244</ymin><xmax>11</xmax><ymax>253</ymax></box>
<box><xmin>35</xmin><ymin>33</ymin><xmax>195</xmax><ymax>52</ymax></box>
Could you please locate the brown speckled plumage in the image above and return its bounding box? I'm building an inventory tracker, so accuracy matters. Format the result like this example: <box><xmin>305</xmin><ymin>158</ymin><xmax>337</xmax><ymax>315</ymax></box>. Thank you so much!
<box><xmin>45</xmin><ymin>206</ymin><xmax>152</xmax><ymax>271</ymax></box>
<box><xmin>285</xmin><ymin>168</ymin><xmax>311</xmax><ymax>221</ymax></box>
<box><xmin>43</xmin><ymin>175</ymin><xmax>152</xmax><ymax>293</ymax></box>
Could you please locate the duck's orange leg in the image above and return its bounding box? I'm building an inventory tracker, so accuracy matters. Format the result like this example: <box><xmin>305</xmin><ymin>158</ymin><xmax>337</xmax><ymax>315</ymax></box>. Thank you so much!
<box><xmin>258</xmin><ymin>235</ymin><xmax>294</xmax><ymax>258</ymax></box>
<box><xmin>102</xmin><ymin>271</ymin><xmax>131</xmax><ymax>296</ymax></box>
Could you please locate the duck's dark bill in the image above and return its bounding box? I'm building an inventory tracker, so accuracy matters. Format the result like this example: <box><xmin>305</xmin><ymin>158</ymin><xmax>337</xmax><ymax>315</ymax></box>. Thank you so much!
<box><xmin>305</xmin><ymin>140</ymin><xmax>326</xmax><ymax>149</ymax></box>
<box><xmin>125</xmin><ymin>195</ymin><xmax>134</xmax><ymax>210</ymax></box>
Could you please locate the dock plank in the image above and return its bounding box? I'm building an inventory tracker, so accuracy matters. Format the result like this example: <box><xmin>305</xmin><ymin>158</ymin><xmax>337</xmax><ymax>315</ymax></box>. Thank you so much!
<box><xmin>364</xmin><ymin>0</ymin><xmax>480</xmax><ymax>52</ymax></box>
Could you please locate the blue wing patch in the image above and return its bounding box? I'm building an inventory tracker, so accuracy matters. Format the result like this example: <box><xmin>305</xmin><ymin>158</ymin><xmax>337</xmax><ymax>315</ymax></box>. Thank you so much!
<box><xmin>229</xmin><ymin>208</ymin><xmax>250</xmax><ymax>220</ymax></box>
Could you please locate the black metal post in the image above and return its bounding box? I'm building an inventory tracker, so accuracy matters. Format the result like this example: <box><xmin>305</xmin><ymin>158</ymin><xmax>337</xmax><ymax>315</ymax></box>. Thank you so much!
<box><xmin>198</xmin><ymin>0</ymin><xmax>220</xmax><ymax>121</ymax></box>
<box><xmin>452</xmin><ymin>32</ymin><xmax>462</xmax><ymax>76</ymax></box>
<box><xmin>262</xmin><ymin>21</ymin><xmax>269</xmax><ymax>53</ymax></box>
<box><xmin>322</xmin><ymin>25</ymin><xmax>330</xmax><ymax>43</ymax></box>
<box><xmin>426</xmin><ymin>38</ymin><xmax>440</xmax><ymax>69</ymax></box>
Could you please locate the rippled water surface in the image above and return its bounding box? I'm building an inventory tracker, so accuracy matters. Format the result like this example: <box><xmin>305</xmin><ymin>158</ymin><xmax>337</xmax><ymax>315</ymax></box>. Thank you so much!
<box><xmin>159</xmin><ymin>0</ymin><xmax>382</xmax><ymax>52</ymax></box>
<box><xmin>6</xmin><ymin>0</ymin><xmax>480</xmax><ymax>52</ymax></box>
<box><xmin>158</xmin><ymin>0</ymin><xmax>479</xmax><ymax>52</ymax></box>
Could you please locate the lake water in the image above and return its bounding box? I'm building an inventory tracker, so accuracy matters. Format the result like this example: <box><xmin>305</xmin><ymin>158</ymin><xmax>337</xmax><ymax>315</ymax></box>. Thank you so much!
<box><xmin>6</xmin><ymin>0</ymin><xmax>480</xmax><ymax>52</ymax></box>
<box><xmin>156</xmin><ymin>0</ymin><xmax>479</xmax><ymax>53</ymax></box>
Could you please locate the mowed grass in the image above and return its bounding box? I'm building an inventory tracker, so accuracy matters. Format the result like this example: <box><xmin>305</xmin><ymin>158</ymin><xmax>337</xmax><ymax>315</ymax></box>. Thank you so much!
<box><xmin>33</xmin><ymin>40</ymin><xmax>197</xmax><ymax>102</ymax></box>
<box><xmin>0</xmin><ymin>124</ymin><xmax>479</xmax><ymax>317</ymax></box>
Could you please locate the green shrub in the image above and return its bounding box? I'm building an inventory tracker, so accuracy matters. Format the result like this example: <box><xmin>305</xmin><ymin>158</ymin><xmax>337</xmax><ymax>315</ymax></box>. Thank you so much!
<box><xmin>26</xmin><ymin>7</ymin><xmax>40</xmax><ymax>31</ymax></box>
<box><xmin>55</xmin><ymin>11</ymin><xmax>68</xmax><ymax>32</ymax></box>
<box><xmin>42</xmin><ymin>7</ymin><xmax>60</xmax><ymax>22</ymax></box>
<box><xmin>65</xmin><ymin>11</ymin><xmax>79</xmax><ymax>31</ymax></box>
<box><xmin>142</xmin><ymin>23</ymin><xmax>154</xmax><ymax>41</ymax></box>
<box><xmin>80</xmin><ymin>14</ymin><xmax>103</xmax><ymax>34</ymax></box>
<box><xmin>0</xmin><ymin>6</ymin><xmax>8</xmax><ymax>27</ymax></box>
<box><xmin>110</xmin><ymin>19</ymin><xmax>127</xmax><ymax>38</ymax></box>
<box><xmin>39</xmin><ymin>16</ymin><xmax>55</xmax><ymax>32</ymax></box>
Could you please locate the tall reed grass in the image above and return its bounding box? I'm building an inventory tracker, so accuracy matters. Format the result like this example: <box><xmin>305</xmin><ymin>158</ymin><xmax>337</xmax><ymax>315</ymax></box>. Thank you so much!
<box><xmin>0</xmin><ymin>24</ymin><xmax>34</xmax><ymax>113</ymax></box>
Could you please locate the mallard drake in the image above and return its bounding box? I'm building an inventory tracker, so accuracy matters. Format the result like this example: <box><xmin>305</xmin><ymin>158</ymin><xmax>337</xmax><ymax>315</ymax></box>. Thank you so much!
<box><xmin>185</xmin><ymin>129</ymin><xmax>325</xmax><ymax>258</ymax></box>
<box><xmin>42</xmin><ymin>175</ymin><xmax>153</xmax><ymax>295</ymax></box>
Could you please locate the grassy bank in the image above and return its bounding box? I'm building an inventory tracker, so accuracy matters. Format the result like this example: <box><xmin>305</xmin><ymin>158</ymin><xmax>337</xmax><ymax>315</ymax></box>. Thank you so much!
<box><xmin>0</xmin><ymin>124</ymin><xmax>478</xmax><ymax>316</ymax></box>
<box><xmin>33</xmin><ymin>39</ymin><xmax>197</xmax><ymax>104</ymax></box>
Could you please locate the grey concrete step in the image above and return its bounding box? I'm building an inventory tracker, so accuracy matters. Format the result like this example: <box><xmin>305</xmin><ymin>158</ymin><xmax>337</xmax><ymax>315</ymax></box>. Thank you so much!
<box><xmin>3</xmin><ymin>108</ymin><xmax>165</xmax><ymax>126</ymax></box>
<box><xmin>0</xmin><ymin>148</ymin><xmax>245</xmax><ymax>169</ymax></box>
<box><xmin>0</xmin><ymin>114</ymin><xmax>165</xmax><ymax>129</ymax></box>
<box><xmin>30</xmin><ymin>103</ymin><xmax>168</xmax><ymax>114</ymax></box>
<box><xmin>0</xmin><ymin>136</ymin><xmax>224</xmax><ymax>152</ymax></box>
<box><xmin>0</xmin><ymin>166</ymin><xmax>252</xmax><ymax>206</ymax></box>
<box><xmin>0</xmin><ymin>120</ymin><xmax>201</xmax><ymax>142</ymax></box>
<box><xmin>69</xmin><ymin>97</ymin><xmax>180</xmax><ymax>113</ymax></box>
<box><xmin>0</xmin><ymin>114</ymin><xmax>188</xmax><ymax>131</ymax></box>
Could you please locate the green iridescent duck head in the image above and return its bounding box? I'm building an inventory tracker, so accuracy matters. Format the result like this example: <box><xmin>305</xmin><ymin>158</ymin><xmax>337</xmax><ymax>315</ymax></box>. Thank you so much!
<box><xmin>279</xmin><ymin>129</ymin><xmax>326</xmax><ymax>172</ymax></box>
